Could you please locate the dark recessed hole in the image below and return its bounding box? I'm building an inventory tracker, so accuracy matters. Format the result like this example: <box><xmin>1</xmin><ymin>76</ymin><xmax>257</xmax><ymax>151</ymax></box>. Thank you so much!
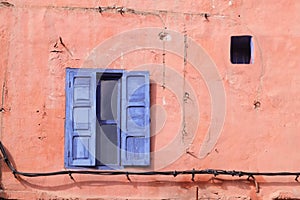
<box><xmin>230</xmin><ymin>35</ymin><xmax>253</xmax><ymax>64</ymax></box>
<box><xmin>254</xmin><ymin>101</ymin><xmax>261</xmax><ymax>109</ymax></box>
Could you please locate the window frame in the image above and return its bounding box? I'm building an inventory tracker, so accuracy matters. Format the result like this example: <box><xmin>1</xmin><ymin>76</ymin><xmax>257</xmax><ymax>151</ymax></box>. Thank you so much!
<box><xmin>64</xmin><ymin>68</ymin><xmax>150</xmax><ymax>170</ymax></box>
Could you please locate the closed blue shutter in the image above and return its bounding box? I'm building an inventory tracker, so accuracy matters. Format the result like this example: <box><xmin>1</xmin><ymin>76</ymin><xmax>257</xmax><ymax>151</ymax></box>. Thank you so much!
<box><xmin>121</xmin><ymin>71</ymin><xmax>150</xmax><ymax>166</ymax></box>
<box><xmin>65</xmin><ymin>68</ymin><xmax>96</xmax><ymax>167</ymax></box>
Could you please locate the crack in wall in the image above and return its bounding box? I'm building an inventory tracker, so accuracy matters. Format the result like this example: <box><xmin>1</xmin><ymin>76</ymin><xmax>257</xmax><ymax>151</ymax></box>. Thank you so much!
<box><xmin>159</xmin><ymin>30</ymin><xmax>167</xmax><ymax>90</ymax></box>
<box><xmin>0</xmin><ymin>1</ymin><xmax>14</xmax><ymax>7</ymax></box>
<box><xmin>0</xmin><ymin>3</ymin><xmax>213</xmax><ymax>21</ymax></box>
<box><xmin>182</xmin><ymin>29</ymin><xmax>188</xmax><ymax>142</ymax></box>
<box><xmin>238</xmin><ymin>0</ymin><xmax>265</xmax><ymax>108</ymax></box>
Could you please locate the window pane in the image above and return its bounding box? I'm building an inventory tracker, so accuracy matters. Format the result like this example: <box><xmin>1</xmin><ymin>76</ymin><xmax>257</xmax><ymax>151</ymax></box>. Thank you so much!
<box><xmin>97</xmin><ymin>124</ymin><xmax>119</xmax><ymax>165</ymax></box>
<box><xmin>98</xmin><ymin>79</ymin><xmax>118</xmax><ymax>120</ymax></box>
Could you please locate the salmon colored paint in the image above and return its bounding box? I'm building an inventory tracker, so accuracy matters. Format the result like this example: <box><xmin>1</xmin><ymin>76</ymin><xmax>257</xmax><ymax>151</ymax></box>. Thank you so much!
<box><xmin>1</xmin><ymin>0</ymin><xmax>300</xmax><ymax>199</ymax></box>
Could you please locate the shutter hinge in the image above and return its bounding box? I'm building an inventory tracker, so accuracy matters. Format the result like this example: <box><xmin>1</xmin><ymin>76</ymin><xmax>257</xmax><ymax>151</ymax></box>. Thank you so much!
<box><xmin>68</xmin><ymin>151</ymin><xmax>70</xmax><ymax>157</ymax></box>
<box><xmin>69</xmin><ymin>81</ymin><xmax>71</xmax><ymax>88</ymax></box>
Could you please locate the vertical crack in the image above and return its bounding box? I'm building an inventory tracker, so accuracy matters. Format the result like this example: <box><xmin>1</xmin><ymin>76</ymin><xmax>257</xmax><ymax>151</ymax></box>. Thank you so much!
<box><xmin>182</xmin><ymin>28</ymin><xmax>188</xmax><ymax>141</ymax></box>
<box><xmin>59</xmin><ymin>36</ymin><xmax>73</xmax><ymax>57</ymax></box>
<box><xmin>162</xmin><ymin>30</ymin><xmax>166</xmax><ymax>90</ymax></box>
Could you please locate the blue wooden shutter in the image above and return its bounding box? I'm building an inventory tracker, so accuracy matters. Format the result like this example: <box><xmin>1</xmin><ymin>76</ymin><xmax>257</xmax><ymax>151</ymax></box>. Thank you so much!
<box><xmin>121</xmin><ymin>71</ymin><xmax>150</xmax><ymax>166</ymax></box>
<box><xmin>65</xmin><ymin>68</ymin><xmax>96</xmax><ymax>167</ymax></box>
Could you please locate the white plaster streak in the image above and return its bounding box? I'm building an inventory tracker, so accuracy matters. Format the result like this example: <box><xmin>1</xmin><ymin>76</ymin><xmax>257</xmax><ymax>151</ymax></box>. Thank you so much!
<box><xmin>120</xmin><ymin>52</ymin><xmax>124</xmax><ymax>69</ymax></box>
<box><xmin>211</xmin><ymin>0</ymin><xmax>215</xmax><ymax>8</ymax></box>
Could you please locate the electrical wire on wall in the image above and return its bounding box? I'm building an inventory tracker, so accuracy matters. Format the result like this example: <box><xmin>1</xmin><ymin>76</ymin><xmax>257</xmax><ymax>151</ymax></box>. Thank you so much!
<box><xmin>1</xmin><ymin>141</ymin><xmax>300</xmax><ymax>193</ymax></box>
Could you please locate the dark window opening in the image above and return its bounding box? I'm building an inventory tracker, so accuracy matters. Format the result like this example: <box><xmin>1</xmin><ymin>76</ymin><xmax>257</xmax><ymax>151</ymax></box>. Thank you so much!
<box><xmin>230</xmin><ymin>35</ymin><xmax>253</xmax><ymax>64</ymax></box>
<box><xmin>96</xmin><ymin>73</ymin><xmax>121</xmax><ymax>166</ymax></box>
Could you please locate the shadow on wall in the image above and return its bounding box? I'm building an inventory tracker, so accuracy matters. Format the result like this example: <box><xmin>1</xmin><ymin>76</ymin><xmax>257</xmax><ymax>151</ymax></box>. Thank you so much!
<box><xmin>2</xmin><ymin>142</ymin><xmax>300</xmax><ymax>195</ymax></box>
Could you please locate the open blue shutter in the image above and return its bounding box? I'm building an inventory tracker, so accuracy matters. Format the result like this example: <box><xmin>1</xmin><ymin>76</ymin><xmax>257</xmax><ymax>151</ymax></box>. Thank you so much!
<box><xmin>121</xmin><ymin>71</ymin><xmax>150</xmax><ymax>166</ymax></box>
<box><xmin>65</xmin><ymin>68</ymin><xmax>96</xmax><ymax>167</ymax></box>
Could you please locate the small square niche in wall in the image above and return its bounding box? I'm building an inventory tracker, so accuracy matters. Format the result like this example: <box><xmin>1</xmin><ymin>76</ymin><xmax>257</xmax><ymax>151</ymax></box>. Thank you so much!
<box><xmin>230</xmin><ymin>35</ymin><xmax>253</xmax><ymax>64</ymax></box>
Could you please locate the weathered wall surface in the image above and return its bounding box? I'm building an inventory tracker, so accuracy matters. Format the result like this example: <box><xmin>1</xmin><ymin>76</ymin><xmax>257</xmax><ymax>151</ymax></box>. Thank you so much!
<box><xmin>0</xmin><ymin>0</ymin><xmax>300</xmax><ymax>199</ymax></box>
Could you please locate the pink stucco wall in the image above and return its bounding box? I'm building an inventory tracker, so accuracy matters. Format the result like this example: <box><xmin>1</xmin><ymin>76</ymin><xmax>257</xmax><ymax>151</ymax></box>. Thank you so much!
<box><xmin>1</xmin><ymin>0</ymin><xmax>300</xmax><ymax>199</ymax></box>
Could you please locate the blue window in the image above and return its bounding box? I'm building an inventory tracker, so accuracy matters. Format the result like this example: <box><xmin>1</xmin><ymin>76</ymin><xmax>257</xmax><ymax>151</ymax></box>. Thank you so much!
<box><xmin>65</xmin><ymin>68</ymin><xmax>150</xmax><ymax>169</ymax></box>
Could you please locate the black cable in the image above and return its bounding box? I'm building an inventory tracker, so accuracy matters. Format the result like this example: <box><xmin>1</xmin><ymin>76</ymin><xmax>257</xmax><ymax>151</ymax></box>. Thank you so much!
<box><xmin>1</xmin><ymin>141</ymin><xmax>300</xmax><ymax>181</ymax></box>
